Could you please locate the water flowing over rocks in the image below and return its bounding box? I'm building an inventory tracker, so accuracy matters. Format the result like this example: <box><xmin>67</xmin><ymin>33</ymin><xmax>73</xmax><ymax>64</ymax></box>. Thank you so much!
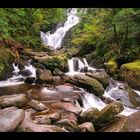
<box><xmin>92</xmin><ymin>101</ymin><xmax>124</xmax><ymax>130</ymax></box>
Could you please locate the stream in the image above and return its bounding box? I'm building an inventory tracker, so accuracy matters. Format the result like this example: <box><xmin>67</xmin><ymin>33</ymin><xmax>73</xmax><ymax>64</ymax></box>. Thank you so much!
<box><xmin>0</xmin><ymin>8</ymin><xmax>140</xmax><ymax>132</ymax></box>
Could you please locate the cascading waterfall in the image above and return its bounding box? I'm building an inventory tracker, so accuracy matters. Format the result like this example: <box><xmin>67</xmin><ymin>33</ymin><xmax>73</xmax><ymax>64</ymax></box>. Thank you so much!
<box><xmin>0</xmin><ymin>61</ymin><xmax>36</xmax><ymax>87</ymax></box>
<box><xmin>40</xmin><ymin>8</ymin><xmax>80</xmax><ymax>50</ymax></box>
<box><xmin>66</xmin><ymin>57</ymin><xmax>96</xmax><ymax>75</ymax></box>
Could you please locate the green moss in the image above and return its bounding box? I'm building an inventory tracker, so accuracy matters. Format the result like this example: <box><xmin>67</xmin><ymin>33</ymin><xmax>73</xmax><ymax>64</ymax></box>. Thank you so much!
<box><xmin>104</xmin><ymin>58</ymin><xmax>118</xmax><ymax>75</ymax></box>
<box><xmin>121</xmin><ymin>60</ymin><xmax>140</xmax><ymax>71</ymax></box>
<box><xmin>0</xmin><ymin>47</ymin><xmax>14</xmax><ymax>79</ymax></box>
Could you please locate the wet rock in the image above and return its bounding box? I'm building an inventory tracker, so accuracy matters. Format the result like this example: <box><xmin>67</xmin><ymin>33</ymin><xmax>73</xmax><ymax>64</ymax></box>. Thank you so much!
<box><xmin>24</xmin><ymin>76</ymin><xmax>36</xmax><ymax>84</ymax></box>
<box><xmin>33</xmin><ymin>54</ymin><xmax>68</xmax><ymax>72</ymax></box>
<box><xmin>93</xmin><ymin>101</ymin><xmax>124</xmax><ymax>130</ymax></box>
<box><xmin>55</xmin><ymin>119</ymin><xmax>78</xmax><ymax>132</ymax></box>
<box><xmin>100</xmin><ymin>116</ymin><xmax>128</xmax><ymax>132</ymax></box>
<box><xmin>50</xmin><ymin>102</ymin><xmax>82</xmax><ymax>114</ymax></box>
<box><xmin>36</xmin><ymin>69</ymin><xmax>53</xmax><ymax>84</ymax></box>
<box><xmin>61</xmin><ymin>112</ymin><xmax>78</xmax><ymax>122</ymax></box>
<box><xmin>32</xmin><ymin>62</ymin><xmax>45</xmax><ymax>70</ymax></box>
<box><xmin>18</xmin><ymin>62</ymin><xmax>25</xmax><ymax>70</ymax></box>
<box><xmin>0</xmin><ymin>107</ymin><xmax>25</xmax><ymax>132</ymax></box>
<box><xmin>120</xmin><ymin>60</ymin><xmax>140</xmax><ymax>90</ymax></box>
<box><xmin>80</xmin><ymin>66</ymin><xmax>88</xmax><ymax>73</ymax></box>
<box><xmin>18</xmin><ymin>69</ymin><xmax>32</xmax><ymax>77</ymax></box>
<box><xmin>106</xmin><ymin>83</ymin><xmax>140</xmax><ymax>108</ymax></box>
<box><xmin>33</xmin><ymin>112</ymin><xmax>61</xmax><ymax>124</ymax></box>
<box><xmin>78</xmin><ymin>122</ymin><xmax>95</xmax><ymax>132</ymax></box>
<box><xmin>64</xmin><ymin>74</ymin><xmax>104</xmax><ymax>97</ymax></box>
<box><xmin>127</xmin><ymin>110</ymin><xmax>140</xmax><ymax>132</ymax></box>
<box><xmin>17</xmin><ymin>109</ymin><xmax>68</xmax><ymax>132</ymax></box>
<box><xmin>28</xmin><ymin>99</ymin><xmax>47</xmax><ymax>111</ymax></box>
<box><xmin>53</xmin><ymin>68</ymin><xmax>64</xmax><ymax>76</ymax></box>
<box><xmin>33</xmin><ymin>116</ymin><xmax>52</xmax><ymax>125</ymax></box>
<box><xmin>1</xmin><ymin>94</ymin><xmax>29</xmax><ymax>108</ymax></box>
<box><xmin>78</xmin><ymin>107</ymin><xmax>99</xmax><ymax>123</ymax></box>
<box><xmin>53</xmin><ymin>76</ymin><xmax>64</xmax><ymax>85</ymax></box>
<box><xmin>86</xmin><ymin>72</ymin><xmax>109</xmax><ymax>88</ymax></box>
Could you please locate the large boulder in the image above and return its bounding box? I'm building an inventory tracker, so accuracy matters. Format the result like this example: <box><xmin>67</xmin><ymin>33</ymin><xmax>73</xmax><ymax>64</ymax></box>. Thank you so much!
<box><xmin>92</xmin><ymin>101</ymin><xmax>124</xmax><ymax>131</ymax></box>
<box><xmin>120</xmin><ymin>60</ymin><xmax>140</xmax><ymax>90</ymax></box>
<box><xmin>126</xmin><ymin>110</ymin><xmax>140</xmax><ymax>132</ymax></box>
<box><xmin>0</xmin><ymin>94</ymin><xmax>29</xmax><ymax>108</ymax></box>
<box><xmin>0</xmin><ymin>107</ymin><xmax>25</xmax><ymax>132</ymax></box>
<box><xmin>78</xmin><ymin>107</ymin><xmax>99</xmax><ymax>123</ymax></box>
<box><xmin>33</xmin><ymin>54</ymin><xmax>68</xmax><ymax>72</ymax></box>
<box><xmin>17</xmin><ymin>109</ymin><xmax>67</xmax><ymax>132</ymax></box>
<box><xmin>86</xmin><ymin>72</ymin><xmax>109</xmax><ymax>88</ymax></box>
<box><xmin>100</xmin><ymin>116</ymin><xmax>128</xmax><ymax>132</ymax></box>
<box><xmin>24</xmin><ymin>76</ymin><xmax>36</xmax><ymax>84</ymax></box>
<box><xmin>64</xmin><ymin>74</ymin><xmax>105</xmax><ymax>97</ymax></box>
<box><xmin>36</xmin><ymin>69</ymin><xmax>53</xmax><ymax>84</ymax></box>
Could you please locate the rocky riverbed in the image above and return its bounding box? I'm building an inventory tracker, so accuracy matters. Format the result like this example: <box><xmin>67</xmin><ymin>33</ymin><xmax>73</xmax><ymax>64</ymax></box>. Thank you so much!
<box><xmin>0</xmin><ymin>51</ymin><xmax>140</xmax><ymax>132</ymax></box>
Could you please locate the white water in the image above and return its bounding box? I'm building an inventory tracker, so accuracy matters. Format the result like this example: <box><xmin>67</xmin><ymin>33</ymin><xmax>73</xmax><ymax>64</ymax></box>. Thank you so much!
<box><xmin>40</xmin><ymin>8</ymin><xmax>80</xmax><ymax>50</ymax></box>
<box><xmin>66</xmin><ymin>57</ymin><xmax>96</xmax><ymax>75</ymax></box>
<box><xmin>0</xmin><ymin>61</ymin><xmax>36</xmax><ymax>87</ymax></box>
<box><xmin>65</xmin><ymin>58</ymin><xmax>140</xmax><ymax>116</ymax></box>
<box><xmin>103</xmin><ymin>79</ymin><xmax>140</xmax><ymax>116</ymax></box>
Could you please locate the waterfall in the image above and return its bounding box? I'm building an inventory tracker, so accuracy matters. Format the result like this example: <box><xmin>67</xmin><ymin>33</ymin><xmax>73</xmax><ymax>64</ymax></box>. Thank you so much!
<box><xmin>66</xmin><ymin>57</ymin><xmax>96</xmax><ymax>75</ymax></box>
<box><xmin>0</xmin><ymin>61</ymin><xmax>36</xmax><ymax>87</ymax></box>
<box><xmin>40</xmin><ymin>8</ymin><xmax>80</xmax><ymax>50</ymax></box>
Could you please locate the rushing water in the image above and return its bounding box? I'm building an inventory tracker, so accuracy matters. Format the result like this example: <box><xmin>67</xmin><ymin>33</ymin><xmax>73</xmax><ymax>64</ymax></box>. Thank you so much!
<box><xmin>0</xmin><ymin>61</ymin><xmax>36</xmax><ymax>87</ymax></box>
<box><xmin>66</xmin><ymin>57</ymin><xmax>96</xmax><ymax>75</ymax></box>
<box><xmin>40</xmin><ymin>8</ymin><xmax>80</xmax><ymax>50</ymax></box>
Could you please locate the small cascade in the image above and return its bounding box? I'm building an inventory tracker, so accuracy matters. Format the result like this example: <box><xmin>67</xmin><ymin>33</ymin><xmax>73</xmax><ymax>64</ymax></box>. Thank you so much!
<box><xmin>66</xmin><ymin>57</ymin><xmax>96</xmax><ymax>75</ymax></box>
<box><xmin>104</xmin><ymin>79</ymin><xmax>140</xmax><ymax>116</ymax></box>
<box><xmin>40</xmin><ymin>8</ymin><xmax>80</xmax><ymax>50</ymax></box>
<box><xmin>0</xmin><ymin>60</ymin><xmax>36</xmax><ymax>87</ymax></box>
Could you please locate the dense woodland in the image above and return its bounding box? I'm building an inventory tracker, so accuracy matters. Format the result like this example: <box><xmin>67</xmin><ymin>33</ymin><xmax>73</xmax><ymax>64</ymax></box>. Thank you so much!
<box><xmin>1</xmin><ymin>8</ymin><xmax>140</xmax><ymax>132</ymax></box>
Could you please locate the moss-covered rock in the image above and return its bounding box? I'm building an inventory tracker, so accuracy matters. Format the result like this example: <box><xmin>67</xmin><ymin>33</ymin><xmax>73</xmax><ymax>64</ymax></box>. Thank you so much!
<box><xmin>120</xmin><ymin>60</ymin><xmax>140</xmax><ymax>90</ymax></box>
<box><xmin>0</xmin><ymin>47</ymin><xmax>14</xmax><ymax>80</ymax></box>
<box><xmin>104</xmin><ymin>58</ymin><xmax>119</xmax><ymax>76</ymax></box>
<box><xmin>92</xmin><ymin>101</ymin><xmax>124</xmax><ymax>131</ymax></box>
<box><xmin>33</xmin><ymin>53</ymin><xmax>68</xmax><ymax>72</ymax></box>
<box><xmin>64</xmin><ymin>74</ymin><xmax>105</xmax><ymax>97</ymax></box>
<box><xmin>86</xmin><ymin>72</ymin><xmax>109</xmax><ymax>88</ymax></box>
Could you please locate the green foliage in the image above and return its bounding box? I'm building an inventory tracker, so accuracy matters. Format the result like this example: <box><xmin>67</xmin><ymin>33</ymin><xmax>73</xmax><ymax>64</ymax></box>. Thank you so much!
<box><xmin>0</xmin><ymin>8</ymin><xmax>67</xmax><ymax>47</ymax></box>
<box><xmin>65</xmin><ymin>8</ymin><xmax>140</xmax><ymax>67</ymax></box>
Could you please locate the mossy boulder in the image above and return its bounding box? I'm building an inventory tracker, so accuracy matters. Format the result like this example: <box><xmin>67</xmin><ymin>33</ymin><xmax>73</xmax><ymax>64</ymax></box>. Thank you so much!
<box><xmin>104</xmin><ymin>58</ymin><xmax>119</xmax><ymax>76</ymax></box>
<box><xmin>78</xmin><ymin>107</ymin><xmax>99</xmax><ymax>123</ymax></box>
<box><xmin>33</xmin><ymin>54</ymin><xmax>68</xmax><ymax>72</ymax></box>
<box><xmin>92</xmin><ymin>101</ymin><xmax>124</xmax><ymax>131</ymax></box>
<box><xmin>120</xmin><ymin>60</ymin><xmax>140</xmax><ymax>90</ymax></box>
<box><xmin>64</xmin><ymin>74</ymin><xmax>105</xmax><ymax>97</ymax></box>
<box><xmin>86</xmin><ymin>72</ymin><xmax>109</xmax><ymax>88</ymax></box>
<box><xmin>0</xmin><ymin>47</ymin><xmax>14</xmax><ymax>80</ymax></box>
